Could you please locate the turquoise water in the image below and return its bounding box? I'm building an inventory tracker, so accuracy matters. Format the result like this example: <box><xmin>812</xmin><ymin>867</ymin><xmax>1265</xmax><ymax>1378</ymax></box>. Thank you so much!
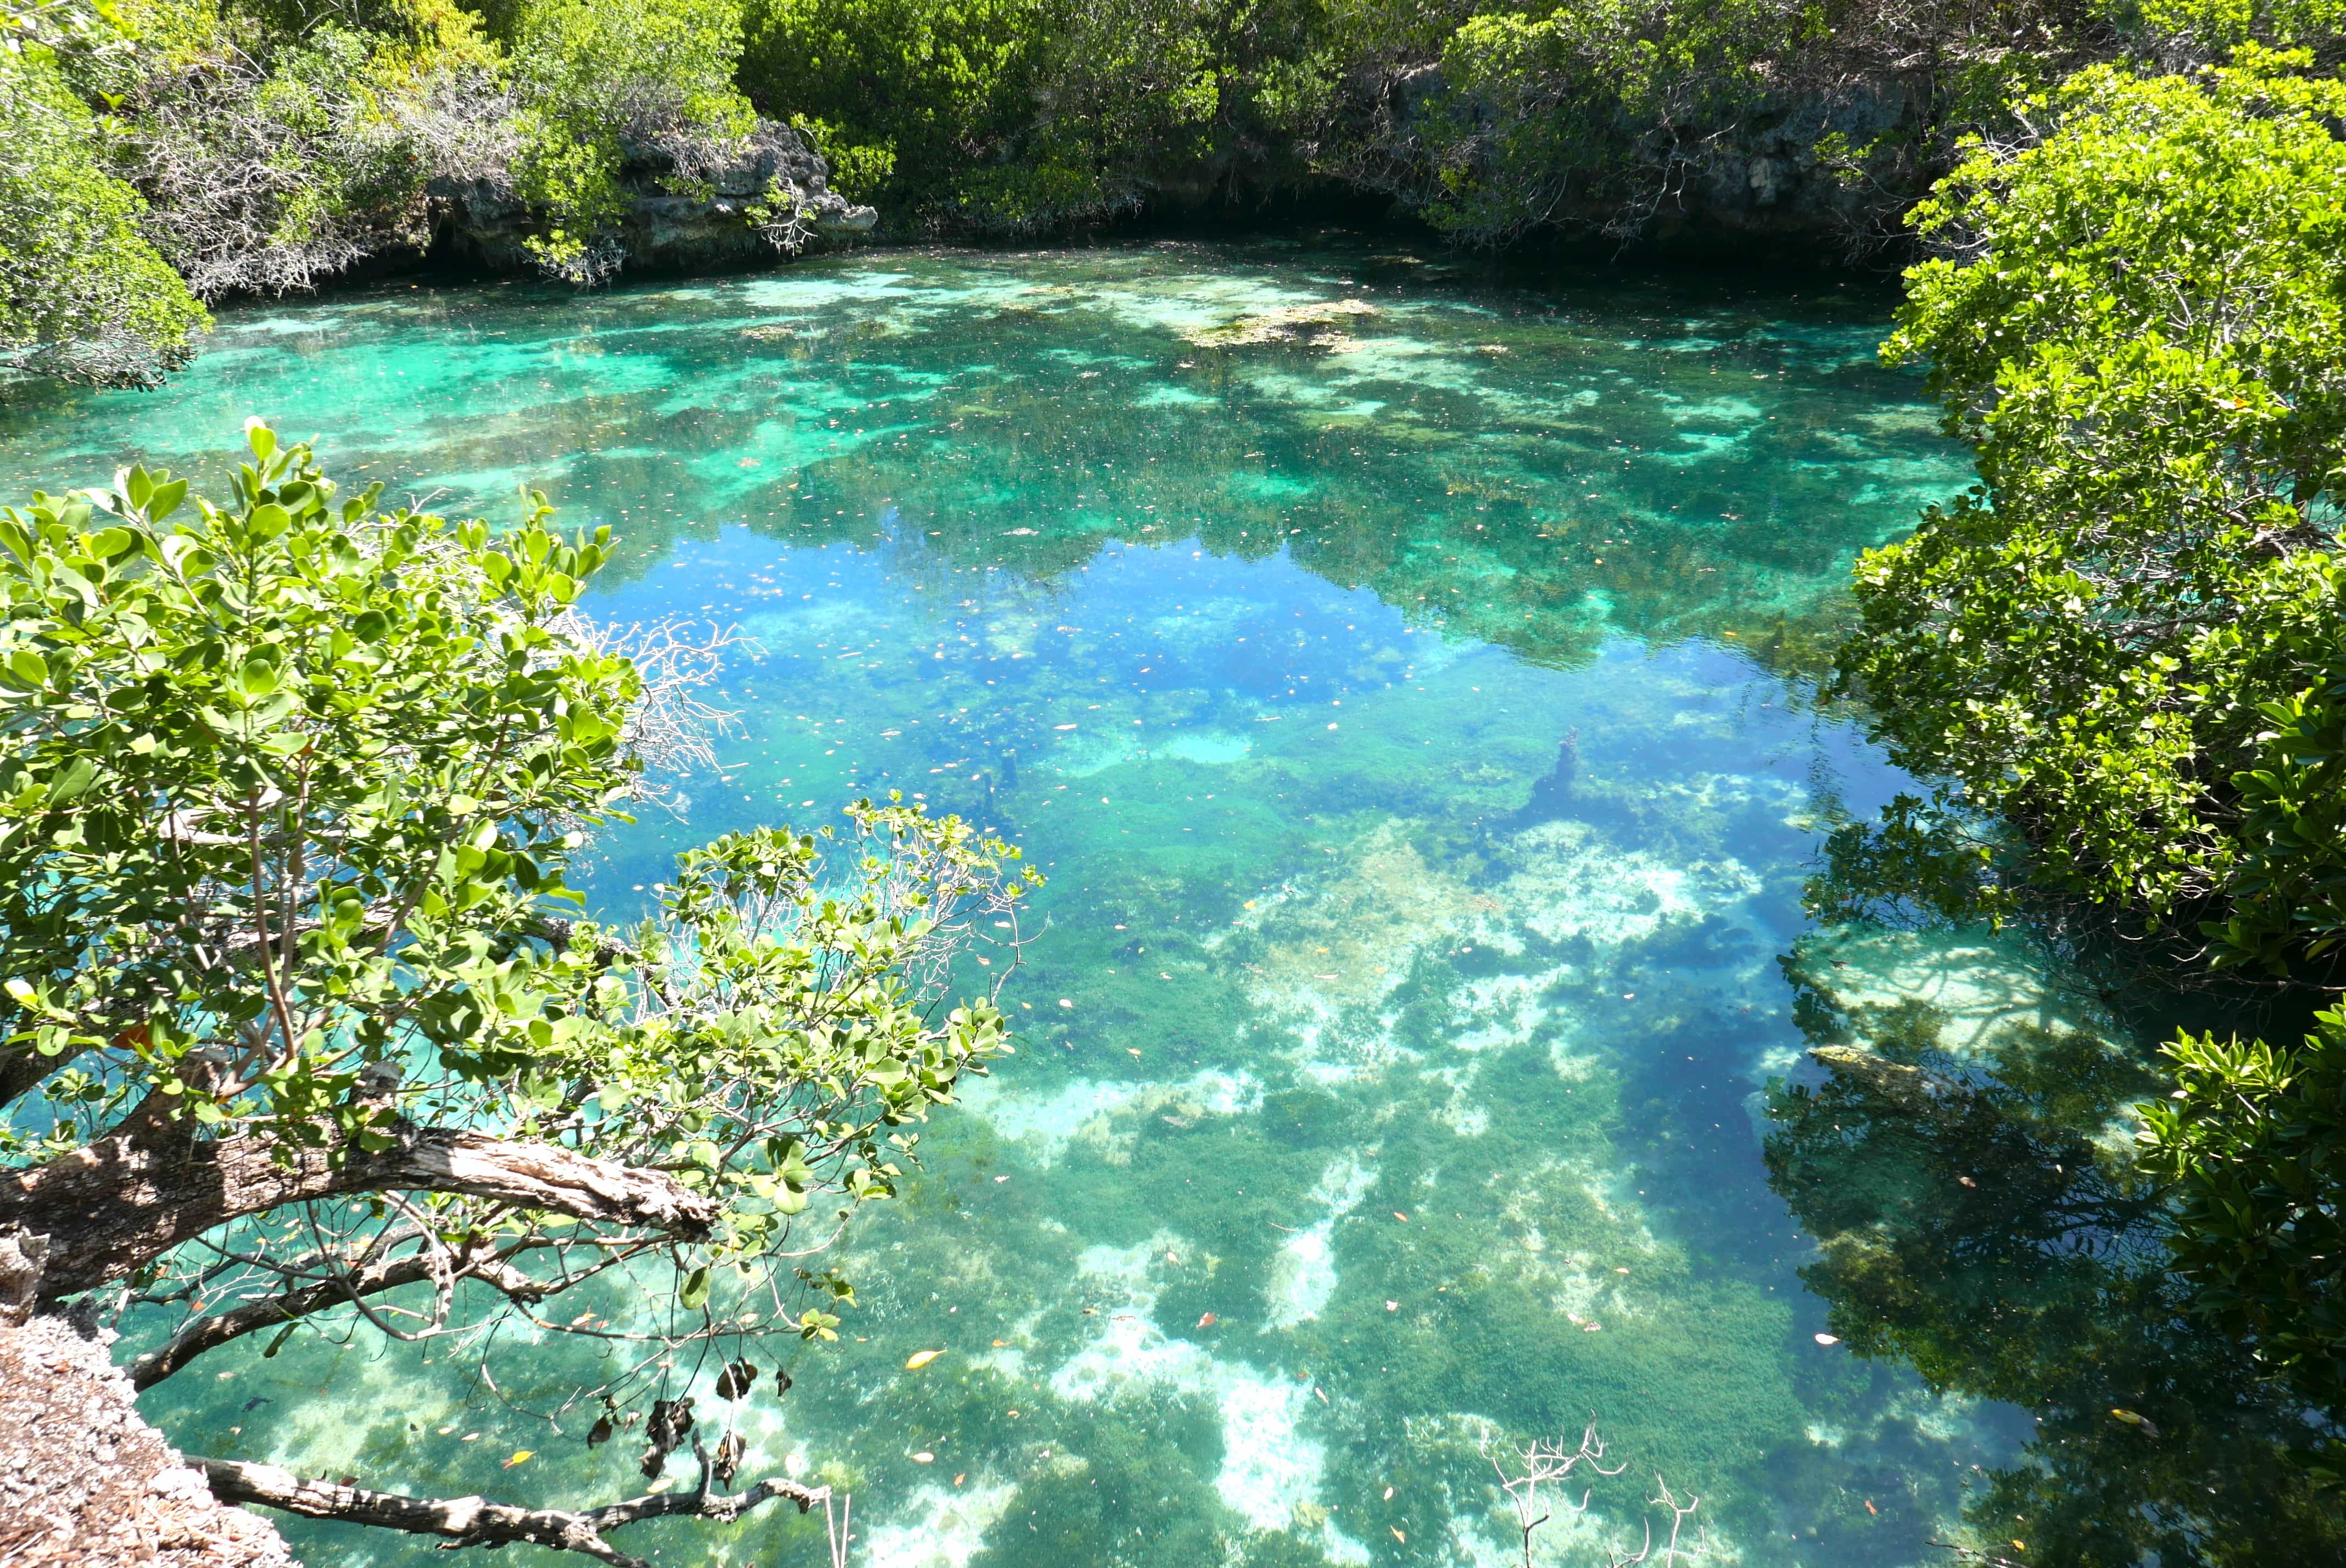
<box><xmin>4</xmin><ymin>241</ymin><xmax>2320</xmax><ymax>1565</ymax></box>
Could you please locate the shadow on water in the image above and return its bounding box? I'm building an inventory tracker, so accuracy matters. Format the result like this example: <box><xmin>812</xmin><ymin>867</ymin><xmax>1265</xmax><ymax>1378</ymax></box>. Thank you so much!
<box><xmin>1763</xmin><ymin>892</ymin><xmax>2346</xmax><ymax>1563</ymax></box>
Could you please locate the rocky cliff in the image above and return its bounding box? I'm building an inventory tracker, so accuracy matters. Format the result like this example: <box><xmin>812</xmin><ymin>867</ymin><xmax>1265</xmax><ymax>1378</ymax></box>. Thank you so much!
<box><xmin>0</xmin><ymin>1308</ymin><xmax>291</xmax><ymax>1567</ymax></box>
<box><xmin>438</xmin><ymin>122</ymin><xmax>876</xmax><ymax>278</ymax></box>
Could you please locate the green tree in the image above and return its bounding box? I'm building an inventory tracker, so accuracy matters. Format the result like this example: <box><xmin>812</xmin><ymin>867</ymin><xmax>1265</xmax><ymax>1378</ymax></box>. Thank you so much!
<box><xmin>740</xmin><ymin>0</ymin><xmax>1334</xmax><ymax>233</ymax></box>
<box><xmin>0</xmin><ymin>2</ymin><xmax>208</xmax><ymax>388</ymax></box>
<box><xmin>1834</xmin><ymin>48</ymin><xmax>2346</xmax><ymax>1416</ymax></box>
<box><xmin>500</xmin><ymin>0</ymin><xmax>771</xmax><ymax>279</ymax></box>
<box><xmin>109</xmin><ymin>0</ymin><xmax>501</xmax><ymax>300</ymax></box>
<box><xmin>740</xmin><ymin>0</ymin><xmax>1047</xmax><ymax>212</ymax></box>
<box><xmin>0</xmin><ymin>423</ymin><xmax>1033</xmax><ymax>1561</ymax></box>
<box><xmin>1839</xmin><ymin>49</ymin><xmax>2346</xmax><ymax>959</ymax></box>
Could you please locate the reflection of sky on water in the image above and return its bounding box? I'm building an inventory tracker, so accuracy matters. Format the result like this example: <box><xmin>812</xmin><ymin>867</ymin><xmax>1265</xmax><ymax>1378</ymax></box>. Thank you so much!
<box><xmin>0</xmin><ymin>240</ymin><xmax>2145</xmax><ymax>1566</ymax></box>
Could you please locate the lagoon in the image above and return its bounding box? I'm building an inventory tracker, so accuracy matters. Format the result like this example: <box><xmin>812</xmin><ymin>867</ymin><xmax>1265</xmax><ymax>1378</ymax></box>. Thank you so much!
<box><xmin>4</xmin><ymin>239</ymin><xmax>2287</xmax><ymax>1567</ymax></box>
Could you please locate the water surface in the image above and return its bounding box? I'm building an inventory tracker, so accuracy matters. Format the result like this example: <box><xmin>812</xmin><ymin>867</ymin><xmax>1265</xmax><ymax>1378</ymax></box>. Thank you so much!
<box><xmin>4</xmin><ymin>241</ymin><xmax>2308</xmax><ymax>1566</ymax></box>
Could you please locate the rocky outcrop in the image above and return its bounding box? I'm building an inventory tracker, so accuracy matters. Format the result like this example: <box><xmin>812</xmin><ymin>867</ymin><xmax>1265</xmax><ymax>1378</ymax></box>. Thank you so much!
<box><xmin>437</xmin><ymin>121</ymin><xmax>876</xmax><ymax>278</ymax></box>
<box><xmin>1646</xmin><ymin>79</ymin><xmax>1923</xmax><ymax>254</ymax></box>
<box><xmin>1340</xmin><ymin>60</ymin><xmax>1938</xmax><ymax>260</ymax></box>
<box><xmin>0</xmin><ymin>1312</ymin><xmax>291</xmax><ymax>1566</ymax></box>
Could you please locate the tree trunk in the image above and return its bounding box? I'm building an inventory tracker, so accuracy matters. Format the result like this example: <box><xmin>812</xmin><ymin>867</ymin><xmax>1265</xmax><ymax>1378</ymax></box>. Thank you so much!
<box><xmin>2</xmin><ymin>1113</ymin><xmax>714</xmax><ymax>1305</ymax></box>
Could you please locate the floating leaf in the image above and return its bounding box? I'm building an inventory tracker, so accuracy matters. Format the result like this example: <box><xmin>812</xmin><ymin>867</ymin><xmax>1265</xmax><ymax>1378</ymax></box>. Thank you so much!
<box><xmin>904</xmin><ymin>1348</ymin><xmax>943</xmax><ymax>1370</ymax></box>
<box><xmin>502</xmin><ymin>1451</ymin><xmax>533</xmax><ymax>1469</ymax></box>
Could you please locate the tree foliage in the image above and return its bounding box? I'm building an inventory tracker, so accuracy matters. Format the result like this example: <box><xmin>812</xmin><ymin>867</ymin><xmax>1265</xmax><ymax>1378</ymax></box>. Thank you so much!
<box><xmin>1839</xmin><ymin>52</ymin><xmax>2346</xmax><ymax>961</ymax></box>
<box><xmin>0</xmin><ymin>0</ymin><xmax>847</xmax><ymax>385</ymax></box>
<box><xmin>1830</xmin><ymin>48</ymin><xmax>2346</xmax><ymax>1412</ymax></box>
<box><xmin>2140</xmin><ymin>1016</ymin><xmax>2346</xmax><ymax>1406</ymax></box>
<box><xmin>738</xmin><ymin>0</ymin><xmax>1320</xmax><ymax>233</ymax></box>
<box><xmin>0</xmin><ymin>3</ymin><xmax>208</xmax><ymax>385</ymax></box>
<box><xmin>0</xmin><ymin>423</ymin><xmax>1034</xmax><ymax>1554</ymax></box>
<box><xmin>19</xmin><ymin>0</ymin><xmax>2346</xmax><ymax>382</ymax></box>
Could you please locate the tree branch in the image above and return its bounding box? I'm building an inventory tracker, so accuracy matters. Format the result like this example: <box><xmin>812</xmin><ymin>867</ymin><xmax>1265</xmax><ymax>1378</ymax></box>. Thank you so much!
<box><xmin>198</xmin><ymin>1455</ymin><xmax>827</xmax><ymax>1568</ymax></box>
<box><xmin>4</xmin><ymin>1116</ymin><xmax>714</xmax><ymax>1304</ymax></box>
<box><xmin>129</xmin><ymin>1233</ymin><xmax>565</xmax><ymax>1390</ymax></box>
<box><xmin>0</xmin><ymin>1041</ymin><xmax>72</xmax><ymax>1111</ymax></box>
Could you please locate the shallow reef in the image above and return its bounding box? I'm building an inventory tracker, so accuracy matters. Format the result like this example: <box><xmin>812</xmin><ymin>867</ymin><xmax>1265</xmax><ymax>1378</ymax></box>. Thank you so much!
<box><xmin>4</xmin><ymin>239</ymin><xmax>2234</xmax><ymax>1567</ymax></box>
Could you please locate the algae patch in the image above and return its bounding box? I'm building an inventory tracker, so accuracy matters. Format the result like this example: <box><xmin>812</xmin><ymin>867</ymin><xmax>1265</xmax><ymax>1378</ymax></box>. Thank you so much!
<box><xmin>1182</xmin><ymin>298</ymin><xmax>1379</xmax><ymax>349</ymax></box>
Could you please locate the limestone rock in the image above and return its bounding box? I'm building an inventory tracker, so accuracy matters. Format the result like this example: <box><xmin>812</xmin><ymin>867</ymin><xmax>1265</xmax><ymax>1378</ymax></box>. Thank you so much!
<box><xmin>437</xmin><ymin>120</ymin><xmax>876</xmax><ymax>278</ymax></box>
<box><xmin>0</xmin><ymin>1313</ymin><xmax>292</xmax><ymax>1566</ymax></box>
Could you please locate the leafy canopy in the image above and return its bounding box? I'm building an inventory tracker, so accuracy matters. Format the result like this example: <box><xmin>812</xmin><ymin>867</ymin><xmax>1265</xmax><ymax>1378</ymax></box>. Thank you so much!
<box><xmin>1829</xmin><ymin>48</ymin><xmax>2346</xmax><ymax>1410</ymax></box>
<box><xmin>0</xmin><ymin>4</ymin><xmax>208</xmax><ymax>387</ymax></box>
<box><xmin>0</xmin><ymin>423</ymin><xmax>1031</xmax><ymax>1369</ymax></box>
<box><xmin>1839</xmin><ymin>50</ymin><xmax>2346</xmax><ymax>964</ymax></box>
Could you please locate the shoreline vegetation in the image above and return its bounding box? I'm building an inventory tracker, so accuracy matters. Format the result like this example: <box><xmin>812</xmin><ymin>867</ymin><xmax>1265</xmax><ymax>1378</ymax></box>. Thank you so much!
<box><xmin>10</xmin><ymin>0</ymin><xmax>2346</xmax><ymax>1562</ymax></box>
<box><xmin>4</xmin><ymin>0</ymin><xmax>2345</xmax><ymax>391</ymax></box>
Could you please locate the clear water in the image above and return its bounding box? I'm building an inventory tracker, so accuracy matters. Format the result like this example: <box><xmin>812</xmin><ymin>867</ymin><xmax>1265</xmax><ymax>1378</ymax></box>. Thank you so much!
<box><xmin>4</xmin><ymin>241</ymin><xmax>2311</xmax><ymax>1566</ymax></box>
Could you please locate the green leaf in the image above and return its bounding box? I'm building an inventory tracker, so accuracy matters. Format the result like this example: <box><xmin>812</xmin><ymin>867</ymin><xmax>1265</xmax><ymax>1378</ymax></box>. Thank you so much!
<box><xmin>47</xmin><ymin>755</ymin><xmax>96</xmax><ymax>804</ymax></box>
<box><xmin>4</xmin><ymin>649</ymin><xmax>48</xmax><ymax>689</ymax></box>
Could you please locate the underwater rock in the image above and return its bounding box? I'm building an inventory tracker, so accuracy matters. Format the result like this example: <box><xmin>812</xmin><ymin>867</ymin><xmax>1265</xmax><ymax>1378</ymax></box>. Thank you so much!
<box><xmin>1807</xmin><ymin>1043</ymin><xmax>1936</xmax><ymax>1113</ymax></box>
<box><xmin>1513</xmin><ymin>727</ymin><xmax>1580</xmax><ymax>825</ymax></box>
<box><xmin>1181</xmin><ymin>298</ymin><xmax>1377</xmax><ymax>349</ymax></box>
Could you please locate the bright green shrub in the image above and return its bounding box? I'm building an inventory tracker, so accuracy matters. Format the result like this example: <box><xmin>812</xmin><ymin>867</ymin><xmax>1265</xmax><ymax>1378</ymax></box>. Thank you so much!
<box><xmin>1840</xmin><ymin>51</ymin><xmax>2346</xmax><ymax>956</ymax></box>
<box><xmin>741</xmin><ymin>0</ymin><xmax>1040</xmax><ymax>201</ymax></box>
<box><xmin>741</xmin><ymin>0</ymin><xmax>1331</xmax><ymax>233</ymax></box>
<box><xmin>0</xmin><ymin>30</ymin><xmax>208</xmax><ymax>387</ymax></box>
<box><xmin>2140</xmin><ymin>1016</ymin><xmax>2346</xmax><ymax>1405</ymax></box>
<box><xmin>501</xmin><ymin>0</ymin><xmax>761</xmax><ymax>278</ymax></box>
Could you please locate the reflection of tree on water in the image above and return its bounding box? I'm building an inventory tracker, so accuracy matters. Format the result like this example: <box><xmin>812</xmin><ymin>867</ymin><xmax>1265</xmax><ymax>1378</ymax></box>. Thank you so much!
<box><xmin>1763</xmin><ymin>942</ymin><xmax>2346</xmax><ymax>1565</ymax></box>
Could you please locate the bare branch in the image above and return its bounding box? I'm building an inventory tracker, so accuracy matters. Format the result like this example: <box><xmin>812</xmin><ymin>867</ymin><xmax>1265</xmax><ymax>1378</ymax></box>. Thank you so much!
<box><xmin>557</xmin><ymin>613</ymin><xmax>755</xmax><ymax>784</ymax></box>
<box><xmin>198</xmin><ymin>1449</ymin><xmax>830</xmax><ymax>1568</ymax></box>
<box><xmin>1483</xmin><ymin>1421</ymin><xmax>1703</xmax><ymax>1568</ymax></box>
<box><xmin>129</xmin><ymin>1229</ymin><xmax>607</xmax><ymax>1390</ymax></box>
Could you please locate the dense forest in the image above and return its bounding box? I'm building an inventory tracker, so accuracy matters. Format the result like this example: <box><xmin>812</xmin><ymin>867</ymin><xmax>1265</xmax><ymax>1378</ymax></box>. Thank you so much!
<box><xmin>12</xmin><ymin>0</ymin><xmax>2346</xmax><ymax>1559</ymax></box>
<box><xmin>5</xmin><ymin>0</ymin><xmax>2345</xmax><ymax>388</ymax></box>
